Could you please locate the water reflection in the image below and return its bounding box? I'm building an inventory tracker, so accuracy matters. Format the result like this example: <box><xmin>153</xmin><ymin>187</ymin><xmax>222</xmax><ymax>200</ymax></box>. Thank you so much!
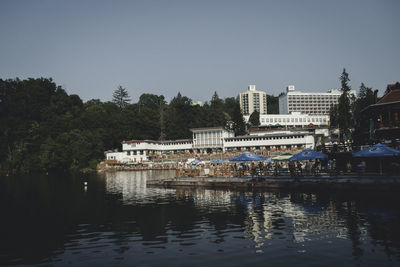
<box><xmin>0</xmin><ymin>171</ymin><xmax>400</xmax><ymax>266</ymax></box>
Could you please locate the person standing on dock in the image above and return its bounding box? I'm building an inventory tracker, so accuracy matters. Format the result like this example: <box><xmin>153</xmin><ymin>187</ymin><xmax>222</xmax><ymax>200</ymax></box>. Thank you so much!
<box><xmin>346</xmin><ymin>161</ymin><xmax>352</xmax><ymax>173</ymax></box>
<box><xmin>305</xmin><ymin>161</ymin><xmax>312</xmax><ymax>176</ymax></box>
<box><xmin>296</xmin><ymin>161</ymin><xmax>303</xmax><ymax>176</ymax></box>
<box><xmin>238</xmin><ymin>163</ymin><xmax>243</xmax><ymax>177</ymax></box>
<box><xmin>251</xmin><ymin>162</ymin><xmax>257</xmax><ymax>177</ymax></box>
<box><xmin>289</xmin><ymin>161</ymin><xmax>295</xmax><ymax>177</ymax></box>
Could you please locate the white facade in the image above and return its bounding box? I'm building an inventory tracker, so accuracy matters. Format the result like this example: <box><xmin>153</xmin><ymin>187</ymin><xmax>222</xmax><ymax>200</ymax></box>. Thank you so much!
<box><xmin>191</xmin><ymin>127</ymin><xmax>234</xmax><ymax>152</ymax></box>
<box><xmin>106</xmin><ymin>139</ymin><xmax>193</xmax><ymax>163</ymax></box>
<box><xmin>224</xmin><ymin>132</ymin><xmax>315</xmax><ymax>150</ymax></box>
<box><xmin>244</xmin><ymin>112</ymin><xmax>330</xmax><ymax>127</ymax></box>
<box><xmin>239</xmin><ymin>85</ymin><xmax>267</xmax><ymax>115</ymax></box>
<box><xmin>279</xmin><ymin>85</ymin><xmax>356</xmax><ymax>115</ymax></box>
<box><xmin>105</xmin><ymin>127</ymin><xmax>320</xmax><ymax>163</ymax></box>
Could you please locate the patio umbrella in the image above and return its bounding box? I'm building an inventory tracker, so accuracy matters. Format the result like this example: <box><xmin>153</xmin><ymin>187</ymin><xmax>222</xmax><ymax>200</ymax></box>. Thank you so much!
<box><xmin>353</xmin><ymin>143</ymin><xmax>400</xmax><ymax>174</ymax></box>
<box><xmin>289</xmin><ymin>148</ymin><xmax>328</xmax><ymax>161</ymax></box>
<box><xmin>229</xmin><ymin>152</ymin><xmax>267</xmax><ymax>162</ymax></box>
<box><xmin>212</xmin><ymin>159</ymin><xmax>226</xmax><ymax>163</ymax></box>
<box><xmin>353</xmin><ymin>143</ymin><xmax>400</xmax><ymax>157</ymax></box>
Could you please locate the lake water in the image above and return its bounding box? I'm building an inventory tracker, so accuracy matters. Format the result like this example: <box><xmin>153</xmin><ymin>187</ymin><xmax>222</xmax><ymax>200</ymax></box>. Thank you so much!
<box><xmin>1</xmin><ymin>170</ymin><xmax>400</xmax><ymax>266</ymax></box>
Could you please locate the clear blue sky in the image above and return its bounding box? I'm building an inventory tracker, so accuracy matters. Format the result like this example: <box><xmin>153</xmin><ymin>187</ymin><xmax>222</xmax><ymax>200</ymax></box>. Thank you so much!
<box><xmin>1</xmin><ymin>0</ymin><xmax>399</xmax><ymax>103</ymax></box>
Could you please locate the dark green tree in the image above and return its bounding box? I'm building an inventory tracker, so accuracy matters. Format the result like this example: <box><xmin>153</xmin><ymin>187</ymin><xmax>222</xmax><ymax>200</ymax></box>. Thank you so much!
<box><xmin>352</xmin><ymin>83</ymin><xmax>376</xmax><ymax>124</ymax></box>
<box><xmin>351</xmin><ymin>83</ymin><xmax>377</xmax><ymax>145</ymax></box>
<box><xmin>329</xmin><ymin>104</ymin><xmax>338</xmax><ymax>128</ymax></box>
<box><xmin>112</xmin><ymin>85</ymin><xmax>130</xmax><ymax>109</ymax></box>
<box><xmin>267</xmin><ymin>94</ymin><xmax>280</xmax><ymax>114</ymax></box>
<box><xmin>207</xmin><ymin>91</ymin><xmax>227</xmax><ymax>127</ymax></box>
<box><xmin>337</xmin><ymin>69</ymin><xmax>352</xmax><ymax>141</ymax></box>
<box><xmin>223</xmin><ymin>97</ymin><xmax>237</xmax><ymax>120</ymax></box>
<box><xmin>248</xmin><ymin>110</ymin><xmax>260</xmax><ymax>127</ymax></box>
<box><xmin>165</xmin><ymin>92</ymin><xmax>194</xmax><ymax>140</ymax></box>
<box><xmin>230</xmin><ymin>99</ymin><xmax>246</xmax><ymax>136</ymax></box>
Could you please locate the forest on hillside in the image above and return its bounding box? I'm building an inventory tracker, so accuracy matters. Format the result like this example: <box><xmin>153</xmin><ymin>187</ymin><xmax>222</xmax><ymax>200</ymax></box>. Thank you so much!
<box><xmin>0</xmin><ymin>78</ymin><xmax>280</xmax><ymax>173</ymax></box>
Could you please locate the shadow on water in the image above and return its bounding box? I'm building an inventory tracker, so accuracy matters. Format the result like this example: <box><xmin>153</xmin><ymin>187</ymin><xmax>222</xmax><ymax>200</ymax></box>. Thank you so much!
<box><xmin>0</xmin><ymin>170</ymin><xmax>400</xmax><ymax>266</ymax></box>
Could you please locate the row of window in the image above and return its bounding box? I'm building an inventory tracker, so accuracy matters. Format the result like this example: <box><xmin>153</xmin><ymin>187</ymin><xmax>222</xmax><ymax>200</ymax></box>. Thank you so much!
<box><xmin>194</xmin><ymin>132</ymin><xmax>222</xmax><ymax>139</ymax></box>
<box><xmin>128</xmin><ymin>141</ymin><xmax>192</xmax><ymax>147</ymax></box>
<box><xmin>225</xmin><ymin>135</ymin><xmax>305</xmax><ymax>142</ymax></box>
<box><xmin>261</xmin><ymin>117</ymin><xmax>327</xmax><ymax>123</ymax></box>
<box><xmin>289</xmin><ymin>95</ymin><xmax>339</xmax><ymax>99</ymax></box>
<box><xmin>289</xmin><ymin>107</ymin><xmax>330</xmax><ymax>110</ymax></box>
<box><xmin>289</xmin><ymin>101</ymin><xmax>336</xmax><ymax>103</ymax></box>
<box><xmin>127</xmin><ymin>150</ymin><xmax>144</xmax><ymax>155</ymax></box>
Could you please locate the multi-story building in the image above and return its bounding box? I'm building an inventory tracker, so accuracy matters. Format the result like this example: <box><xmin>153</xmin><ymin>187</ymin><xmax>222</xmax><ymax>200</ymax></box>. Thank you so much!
<box><xmin>243</xmin><ymin>112</ymin><xmax>330</xmax><ymax>128</ymax></box>
<box><xmin>239</xmin><ymin>85</ymin><xmax>267</xmax><ymax>115</ymax></box>
<box><xmin>279</xmin><ymin>85</ymin><xmax>356</xmax><ymax>115</ymax></box>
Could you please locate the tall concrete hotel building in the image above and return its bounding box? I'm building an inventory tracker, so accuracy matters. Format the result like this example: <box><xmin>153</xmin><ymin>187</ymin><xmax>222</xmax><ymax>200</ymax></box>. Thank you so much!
<box><xmin>239</xmin><ymin>85</ymin><xmax>267</xmax><ymax>115</ymax></box>
<box><xmin>279</xmin><ymin>85</ymin><xmax>356</xmax><ymax>115</ymax></box>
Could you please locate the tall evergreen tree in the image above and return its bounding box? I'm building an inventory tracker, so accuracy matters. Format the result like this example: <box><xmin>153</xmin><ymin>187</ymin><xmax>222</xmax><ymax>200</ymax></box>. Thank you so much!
<box><xmin>112</xmin><ymin>85</ymin><xmax>130</xmax><ymax>109</ymax></box>
<box><xmin>208</xmin><ymin>91</ymin><xmax>226</xmax><ymax>127</ymax></box>
<box><xmin>337</xmin><ymin>69</ymin><xmax>352</xmax><ymax>141</ymax></box>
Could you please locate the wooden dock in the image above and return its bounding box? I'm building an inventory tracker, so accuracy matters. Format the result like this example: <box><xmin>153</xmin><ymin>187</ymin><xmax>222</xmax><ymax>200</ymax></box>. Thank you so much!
<box><xmin>146</xmin><ymin>175</ymin><xmax>400</xmax><ymax>191</ymax></box>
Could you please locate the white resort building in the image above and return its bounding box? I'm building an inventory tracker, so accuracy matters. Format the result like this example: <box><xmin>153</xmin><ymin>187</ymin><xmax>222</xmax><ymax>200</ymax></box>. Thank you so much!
<box><xmin>224</xmin><ymin>131</ymin><xmax>314</xmax><ymax>152</ymax></box>
<box><xmin>105</xmin><ymin>127</ymin><xmax>318</xmax><ymax>163</ymax></box>
<box><xmin>278</xmin><ymin>85</ymin><xmax>356</xmax><ymax>115</ymax></box>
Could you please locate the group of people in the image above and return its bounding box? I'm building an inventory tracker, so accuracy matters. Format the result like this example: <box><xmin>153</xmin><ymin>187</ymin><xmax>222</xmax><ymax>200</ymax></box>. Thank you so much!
<box><xmin>231</xmin><ymin>160</ymin><xmax>324</xmax><ymax>177</ymax></box>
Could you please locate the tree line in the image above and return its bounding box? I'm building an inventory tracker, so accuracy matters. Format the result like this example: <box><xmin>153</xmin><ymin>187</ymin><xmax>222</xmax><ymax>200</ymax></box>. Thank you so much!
<box><xmin>0</xmin><ymin>78</ymin><xmax>279</xmax><ymax>173</ymax></box>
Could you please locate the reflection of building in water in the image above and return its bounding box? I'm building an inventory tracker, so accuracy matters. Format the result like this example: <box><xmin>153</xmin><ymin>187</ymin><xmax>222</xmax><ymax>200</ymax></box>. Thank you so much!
<box><xmin>103</xmin><ymin>171</ymin><xmax>176</xmax><ymax>205</ymax></box>
<box><xmin>175</xmin><ymin>188</ymin><xmax>237</xmax><ymax>217</ymax></box>
<box><xmin>239</xmin><ymin>192</ymin><xmax>367</xmax><ymax>250</ymax></box>
<box><xmin>103</xmin><ymin>173</ymin><xmax>368</xmax><ymax>253</ymax></box>
<box><xmin>188</xmin><ymin>189</ymin><xmax>232</xmax><ymax>206</ymax></box>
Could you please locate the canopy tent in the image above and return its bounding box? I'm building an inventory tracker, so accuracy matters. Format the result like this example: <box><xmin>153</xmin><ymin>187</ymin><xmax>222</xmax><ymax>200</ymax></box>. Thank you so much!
<box><xmin>272</xmin><ymin>153</ymin><xmax>293</xmax><ymax>161</ymax></box>
<box><xmin>229</xmin><ymin>152</ymin><xmax>267</xmax><ymax>162</ymax></box>
<box><xmin>289</xmin><ymin>148</ymin><xmax>328</xmax><ymax>161</ymax></box>
<box><xmin>353</xmin><ymin>143</ymin><xmax>400</xmax><ymax>175</ymax></box>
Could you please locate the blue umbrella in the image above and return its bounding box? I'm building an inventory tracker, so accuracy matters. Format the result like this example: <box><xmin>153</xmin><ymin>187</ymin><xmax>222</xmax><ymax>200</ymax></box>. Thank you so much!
<box><xmin>212</xmin><ymin>159</ymin><xmax>225</xmax><ymax>163</ymax></box>
<box><xmin>353</xmin><ymin>143</ymin><xmax>400</xmax><ymax>157</ymax></box>
<box><xmin>265</xmin><ymin>157</ymin><xmax>273</xmax><ymax>162</ymax></box>
<box><xmin>289</xmin><ymin>148</ymin><xmax>328</xmax><ymax>161</ymax></box>
<box><xmin>191</xmin><ymin>160</ymin><xmax>201</xmax><ymax>164</ymax></box>
<box><xmin>353</xmin><ymin>143</ymin><xmax>400</xmax><ymax>175</ymax></box>
<box><xmin>229</xmin><ymin>152</ymin><xmax>267</xmax><ymax>162</ymax></box>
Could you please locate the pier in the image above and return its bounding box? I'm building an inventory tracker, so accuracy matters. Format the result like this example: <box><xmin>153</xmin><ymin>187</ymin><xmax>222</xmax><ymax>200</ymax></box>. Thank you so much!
<box><xmin>147</xmin><ymin>175</ymin><xmax>400</xmax><ymax>191</ymax></box>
